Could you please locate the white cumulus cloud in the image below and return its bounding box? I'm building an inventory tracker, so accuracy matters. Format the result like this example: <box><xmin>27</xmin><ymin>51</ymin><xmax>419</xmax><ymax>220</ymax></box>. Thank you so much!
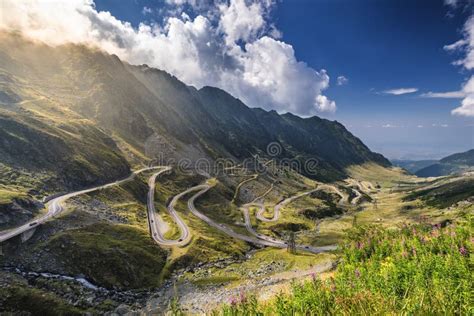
<box><xmin>336</xmin><ymin>75</ymin><xmax>348</xmax><ymax>86</ymax></box>
<box><xmin>445</xmin><ymin>15</ymin><xmax>474</xmax><ymax>117</ymax></box>
<box><xmin>315</xmin><ymin>95</ymin><xmax>336</xmax><ymax>113</ymax></box>
<box><xmin>218</xmin><ymin>0</ymin><xmax>267</xmax><ymax>46</ymax></box>
<box><xmin>222</xmin><ymin>36</ymin><xmax>333</xmax><ymax>114</ymax></box>
<box><xmin>452</xmin><ymin>76</ymin><xmax>474</xmax><ymax>116</ymax></box>
<box><xmin>0</xmin><ymin>0</ymin><xmax>335</xmax><ymax>117</ymax></box>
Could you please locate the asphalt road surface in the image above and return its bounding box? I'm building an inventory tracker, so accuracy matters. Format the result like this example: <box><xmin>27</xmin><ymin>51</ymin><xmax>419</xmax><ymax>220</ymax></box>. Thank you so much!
<box><xmin>147</xmin><ymin>168</ymin><xmax>198</xmax><ymax>247</ymax></box>
<box><xmin>187</xmin><ymin>183</ymin><xmax>337</xmax><ymax>254</ymax></box>
<box><xmin>256</xmin><ymin>187</ymin><xmax>321</xmax><ymax>222</ymax></box>
<box><xmin>0</xmin><ymin>166</ymin><xmax>165</xmax><ymax>243</ymax></box>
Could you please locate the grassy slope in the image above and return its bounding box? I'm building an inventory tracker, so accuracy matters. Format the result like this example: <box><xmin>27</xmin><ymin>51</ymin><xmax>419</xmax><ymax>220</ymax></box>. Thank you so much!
<box><xmin>75</xmin><ymin>174</ymin><xmax>150</xmax><ymax>228</ymax></box>
<box><xmin>0</xmin><ymin>188</ymin><xmax>26</xmax><ymax>204</ymax></box>
<box><xmin>415</xmin><ymin>149</ymin><xmax>474</xmax><ymax>177</ymax></box>
<box><xmin>312</xmin><ymin>164</ymin><xmax>472</xmax><ymax>246</ymax></box>
<box><xmin>0</xmin><ymin>185</ymin><xmax>43</xmax><ymax>230</ymax></box>
<box><xmin>404</xmin><ymin>176</ymin><xmax>474</xmax><ymax>208</ymax></box>
<box><xmin>44</xmin><ymin>223</ymin><xmax>167</xmax><ymax>289</ymax></box>
<box><xmin>218</xmin><ymin>215</ymin><xmax>473</xmax><ymax>315</ymax></box>
<box><xmin>0</xmin><ymin>107</ymin><xmax>131</xmax><ymax>192</ymax></box>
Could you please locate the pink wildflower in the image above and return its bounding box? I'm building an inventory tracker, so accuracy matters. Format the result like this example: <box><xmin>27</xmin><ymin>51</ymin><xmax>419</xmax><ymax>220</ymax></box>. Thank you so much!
<box><xmin>239</xmin><ymin>291</ymin><xmax>246</xmax><ymax>303</ymax></box>
<box><xmin>459</xmin><ymin>246</ymin><xmax>468</xmax><ymax>256</ymax></box>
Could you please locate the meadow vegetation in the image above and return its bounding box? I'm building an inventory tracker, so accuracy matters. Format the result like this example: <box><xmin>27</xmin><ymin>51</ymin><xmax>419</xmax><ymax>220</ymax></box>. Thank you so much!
<box><xmin>404</xmin><ymin>176</ymin><xmax>474</xmax><ymax>208</ymax></box>
<box><xmin>218</xmin><ymin>215</ymin><xmax>473</xmax><ymax>315</ymax></box>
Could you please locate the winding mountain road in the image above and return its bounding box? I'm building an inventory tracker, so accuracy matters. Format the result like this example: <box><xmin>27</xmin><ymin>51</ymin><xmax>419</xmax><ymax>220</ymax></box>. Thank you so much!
<box><xmin>240</xmin><ymin>205</ymin><xmax>336</xmax><ymax>253</ymax></box>
<box><xmin>318</xmin><ymin>184</ymin><xmax>348</xmax><ymax>205</ymax></box>
<box><xmin>254</xmin><ymin>183</ymin><xmax>349</xmax><ymax>223</ymax></box>
<box><xmin>0</xmin><ymin>166</ymin><xmax>165</xmax><ymax>243</ymax></box>
<box><xmin>255</xmin><ymin>188</ymin><xmax>321</xmax><ymax>222</ymax></box>
<box><xmin>1</xmin><ymin>165</ymin><xmax>338</xmax><ymax>255</ymax></box>
<box><xmin>241</xmin><ymin>204</ymin><xmax>284</xmax><ymax>244</ymax></box>
<box><xmin>147</xmin><ymin>170</ymin><xmax>198</xmax><ymax>247</ymax></box>
<box><xmin>187</xmin><ymin>183</ymin><xmax>337</xmax><ymax>254</ymax></box>
<box><xmin>351</xmin><ymin>188</ymin><xmax>363</xmax><ymax>205</ymax></box>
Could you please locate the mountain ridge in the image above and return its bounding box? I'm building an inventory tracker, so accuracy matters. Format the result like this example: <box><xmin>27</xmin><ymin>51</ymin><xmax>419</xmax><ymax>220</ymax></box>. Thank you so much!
<box><xmin>0</xmin><ymin>31</ymin><xmax>390</xmax><ymax>191</ymax></box>
<box><xmin>416</xmin><ymin>149</ymin><xmax>474</xmax><ymax>177</ymax></box>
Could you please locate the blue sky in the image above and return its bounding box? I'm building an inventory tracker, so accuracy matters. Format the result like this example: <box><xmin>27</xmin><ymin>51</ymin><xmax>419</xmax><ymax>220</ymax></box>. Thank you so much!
<box><xmin>274</xmin><ymin>0</ymin><xmax>474</xmax><ymax>159</ymax></box>
<box><xmin>91</xmin><ymin>0</ymin><xmax>474</xmax><ymax>160</ymax></box>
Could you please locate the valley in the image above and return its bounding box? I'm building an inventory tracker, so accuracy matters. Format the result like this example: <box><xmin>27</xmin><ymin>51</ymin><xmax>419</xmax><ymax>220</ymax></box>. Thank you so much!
<box><xmin>0</xmin><ymin>32</ymin><xmax>472</xmax><ymax>315</ymax></box>
<box><xmin>1</xmin><ymin>157</ymin><xmax>472</xmax><ymax>314</ymax></box>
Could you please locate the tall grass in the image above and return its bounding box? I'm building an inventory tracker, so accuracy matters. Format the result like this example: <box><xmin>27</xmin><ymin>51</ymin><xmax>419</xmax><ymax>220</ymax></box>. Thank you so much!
<box><xmin>217</xmin><ymin>216</ymin><xmax>473</xmax><ymax>315</ymax></box>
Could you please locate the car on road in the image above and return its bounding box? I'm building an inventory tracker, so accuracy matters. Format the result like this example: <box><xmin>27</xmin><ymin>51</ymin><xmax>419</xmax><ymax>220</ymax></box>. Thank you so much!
<box><xmin>178</xmin><ymin>238</ymin><xmax>183</xmax><ymax>242</ymax></box>
<box><xmin>29</xmin><ymin>222</ymin><xmax>38</xmax><ymax>227</ymax></box>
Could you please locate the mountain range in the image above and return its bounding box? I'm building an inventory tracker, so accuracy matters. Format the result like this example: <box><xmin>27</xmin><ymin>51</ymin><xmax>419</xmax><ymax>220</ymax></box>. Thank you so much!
<box><xmin>392</xmin><ymin>149</ymin><xmax>474</xmax><ymax>177</ymax></box>
<box><xmin>0</xmin><ymin>31</ymin><xmax>389</xmax><ymax>199</ymax></box>
<box><xmin>391</xmin><ymin>159</ymin><xmax>438</xmax><ymax>174</ymax></box>
<box><xmin>415</xmin><ymin>149</ymin><xmax>474</xmax><ymax>177</ymax></box>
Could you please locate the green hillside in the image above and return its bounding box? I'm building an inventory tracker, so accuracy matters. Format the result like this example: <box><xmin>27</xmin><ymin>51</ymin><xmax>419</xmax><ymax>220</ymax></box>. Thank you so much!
<box><xmin>391</xmin><ymin>159</ymin><xmax>438</xmax><ymax>173</ymax></box>
<box><xmin>416</xmin><ymin>149</ymin><xmax>474</xmax><ymax>177</ymax></box>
